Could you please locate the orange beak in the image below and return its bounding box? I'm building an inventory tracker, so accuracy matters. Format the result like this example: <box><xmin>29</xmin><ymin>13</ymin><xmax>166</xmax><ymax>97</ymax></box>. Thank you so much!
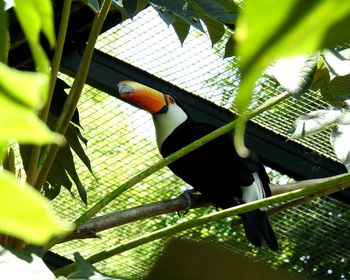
<box><xmin>118</xmin><ymin>81</ymin><xmax>168</xmax><ymax>114</ymax></box>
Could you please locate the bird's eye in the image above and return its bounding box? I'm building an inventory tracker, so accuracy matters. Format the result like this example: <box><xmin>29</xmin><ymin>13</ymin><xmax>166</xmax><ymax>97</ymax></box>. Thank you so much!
<box><xmin>168</xmin><ymin>96</ymin><xmax>175</xmax><ymax>104</ymax></box>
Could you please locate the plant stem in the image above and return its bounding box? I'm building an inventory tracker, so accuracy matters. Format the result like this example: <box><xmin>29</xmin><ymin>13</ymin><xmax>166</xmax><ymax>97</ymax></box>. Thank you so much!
<box><xmin>34</xmin><ymin>0</ymin><xmax>112</xmax><ymax>191</ymax></box>
<box><xmin>54</xmin><ymin>172</ymin><xmax>350</xmax><ymax>276</ymax></box>
<box><xmin>26</xmin><ymin>0</ymin><xmax>72</xmax><ymax>187</ymax></box>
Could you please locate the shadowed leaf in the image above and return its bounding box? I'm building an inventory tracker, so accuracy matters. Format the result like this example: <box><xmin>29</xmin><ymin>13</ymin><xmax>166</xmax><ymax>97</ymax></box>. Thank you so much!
<box><xmin>330</xmin><ymin>125</ymin><xmax>350</xmax><ymax>172</ymax></box>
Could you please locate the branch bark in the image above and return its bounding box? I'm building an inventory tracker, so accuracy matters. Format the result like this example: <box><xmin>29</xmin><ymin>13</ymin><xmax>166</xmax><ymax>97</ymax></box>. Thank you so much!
<box><xmin>55</xmin><ymin>172</ymin><xmax>350</xmax><ymax>277</ymax></box>
<box><xmin>62</xmin><ymin>174</ymin><xmax>350</xmax><ymax>242</ymax></box>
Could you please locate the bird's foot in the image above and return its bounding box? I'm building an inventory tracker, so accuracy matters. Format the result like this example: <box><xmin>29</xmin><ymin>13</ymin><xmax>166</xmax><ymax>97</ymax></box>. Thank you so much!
<box><xmin>177</xmin><ymin>189</ymin><xmax>200</xmax><ymax>217</ymax></box>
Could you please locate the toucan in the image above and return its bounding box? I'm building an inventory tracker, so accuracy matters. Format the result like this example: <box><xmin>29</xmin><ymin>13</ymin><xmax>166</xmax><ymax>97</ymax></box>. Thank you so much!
<box><xmin>118</xmin><ymin>81</ymin><xmax>279</xmax><ymax>250</ymax></box>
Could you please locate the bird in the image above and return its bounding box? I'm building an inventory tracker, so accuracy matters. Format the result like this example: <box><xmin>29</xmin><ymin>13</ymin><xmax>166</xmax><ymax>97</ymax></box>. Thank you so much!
<box><xmin>117</xmin><ymin>80</ymin><xmax>279</xmax><ymax>250</ymax></box>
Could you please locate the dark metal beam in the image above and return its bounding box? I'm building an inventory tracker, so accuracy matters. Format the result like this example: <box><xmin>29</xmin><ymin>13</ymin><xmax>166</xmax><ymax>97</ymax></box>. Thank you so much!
<box><xmin>61</xmin><ymin>48</ymin><xmax>349</xmax><ymax>201</ymax></box>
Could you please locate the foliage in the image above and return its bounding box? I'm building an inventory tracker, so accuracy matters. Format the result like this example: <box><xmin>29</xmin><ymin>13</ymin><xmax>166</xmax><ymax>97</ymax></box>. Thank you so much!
<box><xmin>112</xmin><ymin>0</ymin><xmax>237</xmax><ymax>48</ymax></box>
<box><xmin>2</xmin><ymin>0</ymin><xmax>350</xmax><ymax>279</ymax></box>
<box><xmin>0</xmin><ymin>0</ymin><xmax>70</xmax><ymax>246</ymax></box>
<box><xmin>268</xmin><ymin>47</ymin><xmax>350</xmax><ymax>171</ymax></box>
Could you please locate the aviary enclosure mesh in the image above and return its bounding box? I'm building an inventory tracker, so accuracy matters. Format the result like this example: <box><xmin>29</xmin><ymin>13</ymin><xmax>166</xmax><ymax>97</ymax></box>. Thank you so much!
<box><xmin>50</xmin><ymin>7</ymin><xmax>350</xmax><ymax>280</ymax></box>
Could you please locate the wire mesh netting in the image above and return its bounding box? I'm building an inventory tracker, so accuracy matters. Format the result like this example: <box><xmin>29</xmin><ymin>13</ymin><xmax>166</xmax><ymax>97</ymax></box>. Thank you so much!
<box><xmin>96</xmin><ymin>7</ymin><xmax>335</xmax><ymax>162</ymax></box>
<box><xmin>49</xmin><ymin>6</ymin><xmax>350</xmax><ymax>280</ymax></box>
<box><xmin>50</xmin><ymin>77</ymin><xmax>350</xmax><ymax>280</ymax></box>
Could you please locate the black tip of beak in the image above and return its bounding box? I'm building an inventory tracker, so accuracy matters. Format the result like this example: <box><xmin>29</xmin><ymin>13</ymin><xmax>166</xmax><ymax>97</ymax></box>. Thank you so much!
<box><xmin>117</xmin><ymin>83</ymin><xmax>134</xmax><ymax>95</ymax></box>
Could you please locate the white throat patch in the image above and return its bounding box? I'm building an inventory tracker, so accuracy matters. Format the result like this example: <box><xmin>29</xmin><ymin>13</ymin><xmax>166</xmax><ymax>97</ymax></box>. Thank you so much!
<box><xmin>152</xmin><ymin>104</ymin><xmax>188</xmax><ymax>148</ymax></box>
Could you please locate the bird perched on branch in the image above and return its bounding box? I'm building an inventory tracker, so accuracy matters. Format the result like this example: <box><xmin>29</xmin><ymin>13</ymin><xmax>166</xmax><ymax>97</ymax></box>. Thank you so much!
<box><xmin>118</xmin><ymin>81</ymin><xmax>279</xmax><ymax>250</ymax></box>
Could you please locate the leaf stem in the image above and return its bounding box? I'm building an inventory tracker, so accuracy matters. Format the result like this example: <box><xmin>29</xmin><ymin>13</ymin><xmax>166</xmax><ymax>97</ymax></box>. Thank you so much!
<box><xmin>26</xmin><ymin>0</ymin><xmax>72</xmax><ymax>187</ymax></box>
<box><xmin>34</xmin><ymin>0</ymin><xmax>112</xmax><ymax>191</ymax></box>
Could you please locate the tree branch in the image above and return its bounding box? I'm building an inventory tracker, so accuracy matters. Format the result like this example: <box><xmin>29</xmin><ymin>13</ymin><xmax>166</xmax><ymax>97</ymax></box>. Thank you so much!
<box><xmin>54</xmin><ymin>172</ymin><xmax>350</xmax><ymax>277</ymax></box>
<box><xmin>62</xmin><ymin>173</ymin><xmax>350</xmax><ymax>242</ymax></box>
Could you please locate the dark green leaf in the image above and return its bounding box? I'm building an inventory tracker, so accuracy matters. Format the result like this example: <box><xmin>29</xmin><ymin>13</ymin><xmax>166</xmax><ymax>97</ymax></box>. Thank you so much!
<box><xmin>111</xmin><ymin>0</ymin><xmax>132</xmax><ymax>22</ymax></box>
<box><xmin>172</xmin><ymin>16</ymin><xmax>190</xmax><ymax>45</ymax></box>
<box><xmin>56</xmin><ymin>142</ymin><xmax>87</xmax><ymax>205</ymax></box>
<box><xmin>19</xmin><ymin>145</ymin><xmax>73</xmax><ymax>200</ymax></box>
<box><xmin>192</xmin><ymin>0</ymin><xmax>238</xmax><ymax>24</ymax></box>
<box><xmin>122</xmin><ymin>0</ymin><xmax>137</xmax><ymax>16</ymax></box>
<box><xmin>67</xmin><ymin>253</ymin><xmax>124</xmax><ymax>279</ymax></box>
<box><xmin>42</xmin><ymin>182</ymin><xmax>61</xmax><ymax>201</ymax></box>
<box><xmin>224</xmin><ymin>35</ymin><xmax>235</xmax><ymax>58</ymax></box>
<box><xmin>50</xmin><ymin>78</ymin><xmax>81</xmax><ymax>127</ymax></box>
<box><xmin>151</xmin><ymin>0</ymin><xmax>204</xmax><ymax>31</ymax></box>
<box><xmin>266</xmin><ymin>54</ymin><xmax>319</xmax><ymax>97</ymax></box>
<box><xmin>330</xmin><ymin>124</ymin><xmax>350</xmax><ymax>172</ymax></box>
<box><xmin>151</xmin><ymin>3</ymin><xmax>174</xmax><ymax>26</ymax></box>
<box><xmin>66</xmin><ymin>124</ymin><xmax>94</xmax><ymax>175</ymax></box>
<box><xmin>190</xmin><ymin>0</ymin><xmax>225</xmax><ymax>45</ymax></box>
<box><xmin>87</xmin><ymin>0</ymin><xmax>100</xmax><ymax>12</ymax></box>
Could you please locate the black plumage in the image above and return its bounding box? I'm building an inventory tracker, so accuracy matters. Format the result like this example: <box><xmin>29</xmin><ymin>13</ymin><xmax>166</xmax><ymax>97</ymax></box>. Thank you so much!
<box><xmin>118</xmin><ymin>80</ymin><xmax>279</xmax><ymax>250</ymax></box>
<box><xmin>161</xmin><ymin>119</ymin><xmax>278</xmax><ymax>250</ymax></box>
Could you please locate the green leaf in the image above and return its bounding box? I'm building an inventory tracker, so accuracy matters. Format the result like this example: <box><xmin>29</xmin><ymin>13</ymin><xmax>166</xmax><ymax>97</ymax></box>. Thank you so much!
<box><xmin>0</xmin><ymin>142</ymin><xmax>6</xmax><ymax>162</ymax></box>
<box><xmin>291</xmin><ymin>109</ymin><xmax>341</xmax><ymax>138</ymax></box>
<box><xmin>13</xmin><ymin>0</ymin><xmax>55</xmax><ymax>47</ymax></box>
<box><xmin>330</xmin><ymin>124</ymin><xmax>350</xmax><ymax>172</ymax></box>
<box><xmin>0</xmin><ymin>96</ymin><xmax>62</xmax><ymax>144</ymax></box>
<box><xmin>235</xmin><ymin>0</ymin><xmax>350</xmax><ymax>113</ymax></box>
<box><xmin>172</xmin><ymin>16</ymin><xmax>190</xmax><ymax>45</ymax></box>
<box><xmin>67</xmin><ymin>252</ymin><xmax>124</xmax><ymax>279</ymax></box>
<box><xmin>0</xmin><ymin>1</ymin><xmax>9</xmax><ymax>64</ymax></box>
<box><xmin>266</xmin><ymin>54</ymin><xmax>319</xmax><ymax>97</ymax></box>
<box><xmin>13</xmin><ymin>0</ymin><xmax>55</xmax><ymax>71</ymax></box>
<box><xmin>190</xmin><ymin>0</ymin><xmax>225</xmax><ymax>45</ymax></box>
<box><xmin>0</xmin><ymin>64</ymin><xmax>61</xmax><ymax>147</ymax></box>
<box><xmin>0</xmin><ymin>171</ymin><xmax>72</xmax><ymax>244</ymax></box>
<box><xmin>0</xmin><ymin>63</ymin><xmax>49</xmax><ymax>108</ymax></box>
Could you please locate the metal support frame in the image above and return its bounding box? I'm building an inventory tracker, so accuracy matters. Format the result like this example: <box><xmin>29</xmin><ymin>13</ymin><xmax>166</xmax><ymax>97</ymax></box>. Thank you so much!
<box><xmin>61</xmin><ymin>48</ymin><xmax>349</xmax><ymax>201</ymax></box>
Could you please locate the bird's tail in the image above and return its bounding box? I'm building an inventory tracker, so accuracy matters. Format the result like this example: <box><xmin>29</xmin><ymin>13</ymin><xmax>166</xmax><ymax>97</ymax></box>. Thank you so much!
<box><xmin>241</xmin><ymin>210</ymin><xmax>279</xmax><ymax>251</ymax></box>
